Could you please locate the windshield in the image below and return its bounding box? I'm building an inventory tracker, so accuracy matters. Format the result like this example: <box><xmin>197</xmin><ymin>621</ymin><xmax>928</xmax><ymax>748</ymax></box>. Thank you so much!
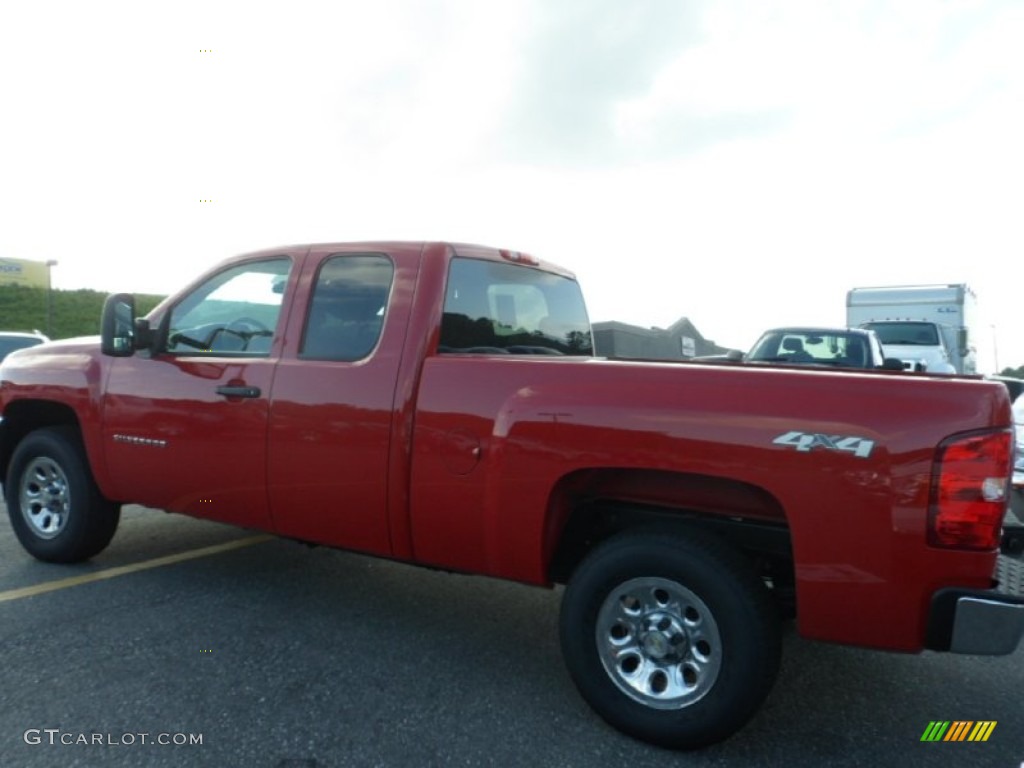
<box><xmin>862</xmin><ymin>321</ymin><xmax>939</xmax><ymax>346</ymax></box>
<box><xmin>747</xmin><ymin>330</ymin><xmax>872</xmax><ymax>367</ymax></box>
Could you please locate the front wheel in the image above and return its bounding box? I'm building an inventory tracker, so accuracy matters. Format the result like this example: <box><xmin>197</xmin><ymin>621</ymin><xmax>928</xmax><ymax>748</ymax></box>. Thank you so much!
<box><xmin>5</xmin><ymin>426</ymin><xmax>120</xmax><ymax>563</ymax></box>
<box><xmin>559</xmin><ymin>529</ymin><xmax>781</xmax><ymax>749</ymax></box>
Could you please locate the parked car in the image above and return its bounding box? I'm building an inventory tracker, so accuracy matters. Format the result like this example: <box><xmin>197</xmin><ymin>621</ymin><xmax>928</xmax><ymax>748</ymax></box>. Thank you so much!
<box><xmin>846</xmin><ymin>283</ymin><xmax>978</xmax><ymax>375</ymax></box>
<box><xmin>988</xmin><ymin>375</ymin><xmax>1024</xmax><ymax>403</ymax></box>
<box><xmin>0</xmin><ymin>331</ymin><xmax>49</xmax><ymax>363</ymax></box>
<box><xmin>1002</xmin><ymin>395</ymin><xmax>1024</xmax><ymax>553</ymax></box>
<box><xmin>1013</xmin><ymin>396</ymin><xmax>1024</xmax><ymax>517</ymax></box>
<box><xmin>745</xmin><ymin>327</ymin><xmax>903</xmax><ymax>370</ymax></box>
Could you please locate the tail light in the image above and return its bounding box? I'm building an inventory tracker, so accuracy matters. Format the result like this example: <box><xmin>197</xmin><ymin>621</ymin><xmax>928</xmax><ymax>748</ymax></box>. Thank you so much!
<box><xmin>928</xmin><ymin>429</ymin><xmax>1013</xmax><ymax>550</ymax></box>
<box><xmin>499</xmin><ymin>249</ymin><xmax>539</xmax><ymax>266</ymax></box>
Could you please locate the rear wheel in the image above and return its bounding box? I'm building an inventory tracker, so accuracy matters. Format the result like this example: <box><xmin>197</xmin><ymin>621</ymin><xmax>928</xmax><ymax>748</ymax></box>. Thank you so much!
<box><xmin>5</xmin><ymin>426</ymin><xmax>120</xmax><ymax>563</ymax></box>
<box><xmin>560</xmin><ymin>528</ymin><xmax>781</xmax><ymax>749</ymax></box>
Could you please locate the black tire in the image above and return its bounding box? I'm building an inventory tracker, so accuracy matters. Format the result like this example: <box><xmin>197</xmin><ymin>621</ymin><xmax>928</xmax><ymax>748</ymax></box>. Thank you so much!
<box><xmin>5</xmin><ymin>426</ymin><xmax>120</xmax><ymax>563</ymax></box>
<box><xmin>559</xmin><ymin>528</ymin><xmax>781</xmax><ymax>750</ymax></box>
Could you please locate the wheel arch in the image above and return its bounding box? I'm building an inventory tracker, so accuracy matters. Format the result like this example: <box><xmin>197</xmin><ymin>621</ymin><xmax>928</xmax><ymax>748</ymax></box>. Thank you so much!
<box><xmin>1</xmin><ymin>400</ymin><xmax>84</xmax><ymax>488</ymax></box>
<box><xmin>544</xmin><ymin>468</ymin><xmax>795</xmax><ymax>610</ymax></box>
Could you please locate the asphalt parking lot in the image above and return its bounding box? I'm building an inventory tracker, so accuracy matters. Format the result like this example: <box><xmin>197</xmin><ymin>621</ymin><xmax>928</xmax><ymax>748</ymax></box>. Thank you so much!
<box><xmin>1</xmin><ymin>503</ymin><xmax>1022</xmax><ymax>768</ymax></box>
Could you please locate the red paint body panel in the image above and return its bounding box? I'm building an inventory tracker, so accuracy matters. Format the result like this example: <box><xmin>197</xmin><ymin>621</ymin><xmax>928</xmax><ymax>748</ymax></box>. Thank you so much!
<box><xmin>264</xmin><ymin>244</ymin><xmax>426</xmax><ymax>554</ymax></box>
<box><xmin>409</xmin><ymin>355</ymin><xmax>1010</xmax><ymax>650</ymax></box>
<box><xmin>0</xmin><ymin>241</ymin><xmax>1014</xmax><ymax>655</ymax></box>
<box><xmin>102</xmin><ymin>355</ymin><xmax>279</xmax><ymax>528</ymax></box>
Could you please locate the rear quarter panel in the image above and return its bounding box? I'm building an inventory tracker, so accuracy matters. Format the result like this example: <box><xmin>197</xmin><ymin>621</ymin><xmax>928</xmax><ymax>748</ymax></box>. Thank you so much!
<box><xmin>410</xmin><ymin>357</ymin><xmax>1011</xmax><ymax>651</ymax></box>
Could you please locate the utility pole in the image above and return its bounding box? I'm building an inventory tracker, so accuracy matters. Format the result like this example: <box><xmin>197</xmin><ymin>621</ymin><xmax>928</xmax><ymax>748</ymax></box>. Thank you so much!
<box><xmin>45</xmin><ymin>260</ymin><xmax>58</xmax><ymax>338</ymax></box>
<box><xmin>991</xmin><ymin>324</ymin><xmax>1000</xmax><ymax>374</ymax></box>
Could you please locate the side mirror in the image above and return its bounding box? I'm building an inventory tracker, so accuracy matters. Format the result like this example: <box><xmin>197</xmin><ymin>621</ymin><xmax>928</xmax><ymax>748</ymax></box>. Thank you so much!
<box><xmin>957</xmin><ymin>328</ymin><xmax>969</xmax><ymax>357</ymax></box>
<box><xmin>881</xmin><ymin>358</ymin><xmax>905</xmax><ymax>371</ymax></box>
<box><xmin>725</xmin><ymin>349</ymin><xmax>744</xmax><ymax>362</ymax></box>
<box><xmin>101</xmin><ymin>293</ymin><xmax>138</xmax><ymax>357</ymax></box>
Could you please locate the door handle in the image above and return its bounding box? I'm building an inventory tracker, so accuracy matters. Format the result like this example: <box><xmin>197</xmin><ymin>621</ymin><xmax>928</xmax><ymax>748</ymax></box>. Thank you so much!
<box><xmin>216</xmin><ymin>385</ymin><xmax>261</xmax><ymax>398</ymax></box>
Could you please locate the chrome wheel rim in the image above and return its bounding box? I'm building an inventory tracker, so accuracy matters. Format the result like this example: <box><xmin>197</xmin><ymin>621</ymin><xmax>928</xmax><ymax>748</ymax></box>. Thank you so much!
<box><xmin>19</xmin><ymin>457</ymin><xmax>71</xmax><ymax>539</ymax></box>
<box><xmin>596</xmin><ymin>576</ymin><xmax>722</xmax><ymax>710</ymax></box>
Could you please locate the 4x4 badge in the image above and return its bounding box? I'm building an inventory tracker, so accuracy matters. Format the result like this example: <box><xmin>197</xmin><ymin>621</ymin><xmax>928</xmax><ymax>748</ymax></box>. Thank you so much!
<box><xmin>772</xmin><ymin>430</ymin><xmax>875</xmax><ymax>458</ymax></box>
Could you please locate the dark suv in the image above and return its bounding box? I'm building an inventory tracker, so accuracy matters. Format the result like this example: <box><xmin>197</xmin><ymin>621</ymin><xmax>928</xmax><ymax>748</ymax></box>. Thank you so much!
<box><xmin>0</xmin><ymin>331</ymin><xmax>49</xmax><ymax>363</ymax></box>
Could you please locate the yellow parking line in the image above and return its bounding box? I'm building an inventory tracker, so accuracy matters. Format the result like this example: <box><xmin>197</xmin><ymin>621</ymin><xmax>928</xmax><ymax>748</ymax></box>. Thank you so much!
<box><xmin>0</xmin><ymin>534</ymin><xmax>274</xmax><ymax>603</ymax></box>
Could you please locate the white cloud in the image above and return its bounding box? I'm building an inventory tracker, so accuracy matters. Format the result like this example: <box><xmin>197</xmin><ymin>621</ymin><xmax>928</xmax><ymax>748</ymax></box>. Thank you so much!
<box><xmin>1</xmin><ymin>0</ymin><xmax>1022</xmax><ymax>368</ymax></box>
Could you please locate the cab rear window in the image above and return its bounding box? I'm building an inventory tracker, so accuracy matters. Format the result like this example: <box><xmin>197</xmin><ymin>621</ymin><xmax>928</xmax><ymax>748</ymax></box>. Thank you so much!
<box><xmin>439</xmin><ymin>258</ymin><xmax>592</xmax><ymax>356</ymax></box>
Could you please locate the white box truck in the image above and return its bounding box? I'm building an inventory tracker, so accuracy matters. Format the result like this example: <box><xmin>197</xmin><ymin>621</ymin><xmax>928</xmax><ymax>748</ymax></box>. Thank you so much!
<box><xmin>845</xmin><ymin>284</ymin><xmax>977</xmax><ymax>375</ymax></box>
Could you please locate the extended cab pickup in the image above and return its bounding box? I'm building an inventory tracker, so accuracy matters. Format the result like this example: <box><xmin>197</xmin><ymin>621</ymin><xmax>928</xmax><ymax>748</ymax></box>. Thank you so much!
<box><xmin>1</xmin><ymin>242</ymin><xmax>1022</xmax><ymax>749</ymax></box>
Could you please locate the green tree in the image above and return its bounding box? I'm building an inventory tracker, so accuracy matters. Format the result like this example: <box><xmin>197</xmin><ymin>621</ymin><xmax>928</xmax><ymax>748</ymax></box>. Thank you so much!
<box><xmin>0</xmin><ymin>285</ymin><xmax>165</xmax><ymax>339</ymax></box>
<box><xmin>999</xmin><ymin>365</ymin><xmax>1024</xmax><ymax>379</ymax></box>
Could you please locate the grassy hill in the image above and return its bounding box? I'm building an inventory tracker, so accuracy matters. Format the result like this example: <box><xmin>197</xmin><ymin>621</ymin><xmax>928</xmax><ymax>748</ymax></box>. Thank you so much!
<box><xmin>0</xmin><ymin>285</ymin><xmax>165</xmax><ymax>340</ymax></box>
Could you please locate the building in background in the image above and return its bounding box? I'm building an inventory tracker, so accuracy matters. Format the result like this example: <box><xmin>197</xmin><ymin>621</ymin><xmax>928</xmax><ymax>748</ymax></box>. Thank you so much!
<box><xmin>592</xmin><ymin>317</ymin><xmax>732</xmax><ymax>360</ymax></box>
<box><xmin>0</xmin><ymin>258</ymin><xmax>49</xmax><ymax>289</ymax></box>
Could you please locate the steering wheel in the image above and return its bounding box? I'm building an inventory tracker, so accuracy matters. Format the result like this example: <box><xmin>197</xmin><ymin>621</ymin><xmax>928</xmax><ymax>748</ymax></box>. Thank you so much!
<box><xmin>225</xmin><ymin>317</ymin><xmax>271</xmax><ymax>336</ymax></box>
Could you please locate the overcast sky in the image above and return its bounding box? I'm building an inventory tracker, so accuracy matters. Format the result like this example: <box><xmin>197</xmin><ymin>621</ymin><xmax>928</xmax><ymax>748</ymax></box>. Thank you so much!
<box><xmin>2</xmin><ymin>0</ymin><xmax>1022</xmax><ymax>370</ymax></box>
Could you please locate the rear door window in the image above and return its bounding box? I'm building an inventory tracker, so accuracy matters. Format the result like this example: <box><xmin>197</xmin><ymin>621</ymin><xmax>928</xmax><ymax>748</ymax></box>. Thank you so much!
<box><xmin>300</xmin><ymin>254</ymin><xmax>394</xmax><ymax>361</ymax></box>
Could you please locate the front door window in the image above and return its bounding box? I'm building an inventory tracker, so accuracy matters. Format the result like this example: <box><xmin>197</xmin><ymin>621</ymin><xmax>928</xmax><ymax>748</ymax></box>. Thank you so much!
<box><xmin>166</xmin><ymin>258</ymin><xmax>291</xmax><ymax>355</ymax></box>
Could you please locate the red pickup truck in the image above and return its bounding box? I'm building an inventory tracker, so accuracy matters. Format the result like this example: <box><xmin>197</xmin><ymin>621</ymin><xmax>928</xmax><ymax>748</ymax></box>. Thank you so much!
<box><xmin>1</xmin><ymin>241</ymin><xmax>1021</xmax><ymax>749</ymax></box>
